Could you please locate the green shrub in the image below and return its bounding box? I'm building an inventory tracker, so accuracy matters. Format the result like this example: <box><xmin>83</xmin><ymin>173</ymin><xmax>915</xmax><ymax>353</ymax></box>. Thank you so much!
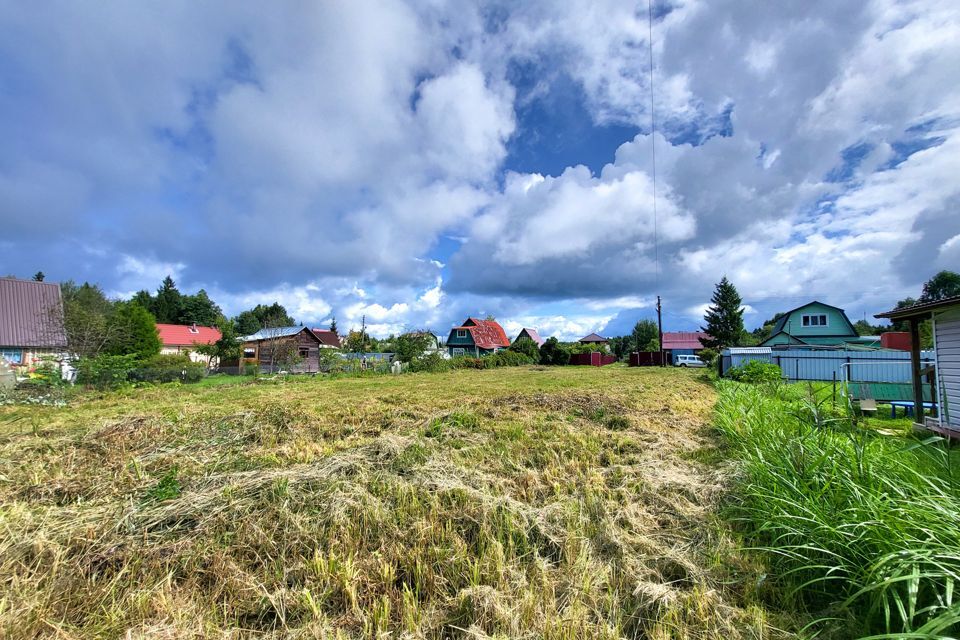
<box><xmin>142</xmin><ymin>353</ymin><xmax>192</xmax><ymax>368</ymax></box>
<box><xmin>129</xmin><ymin>354</ymin><xmax>207</xmax><ymax>384</ymax></box>
<box><xmin>76</xmin><ymin>354</ymin><xmax>139</xmax><ymax>389</ymax></box>
<box><xmin>509</xmin><ymin>337</ymin><xmax>540</xmax><ymax>360</ymax></box>
<box><xmin>726</xmin><ymin>360</ymin><xmax>781</xmax><ymax>383</ymax></box>
<box><xmin>447</xmin><ymin>351</ymin><xmax>533</xmax><ymax>370</ymax></box>
<box><xmin>539</xmin><ymin>338</ymin><xmax>571</xmax><ymax>365</ymax></box>
<box><xmin>409</xmin><ymin>352</ymin><xmax>451</xmax><ymax>373</ymax></box>
<box><xmin>487</xmin><ymin>350</ymin><xmax>534</xmax><ymax>367</ymax></box>
<box><xmin>698</xmin><ymin>347</ymin><xmax>719</xmax><ymax>367</ymax></box>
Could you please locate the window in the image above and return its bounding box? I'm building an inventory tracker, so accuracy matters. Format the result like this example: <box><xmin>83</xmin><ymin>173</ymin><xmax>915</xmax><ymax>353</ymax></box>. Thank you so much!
<box><xmin>453</xmin><ymin>348</ymin><xmax>465</xmax><ymax>356</ymax></box>
<box><xmin>299</xmin><ymin>347</ymin><xmax>309</xmax><ymax>358</ymax></box>
<box><xmin>0</xmin><ymin>348</ymin><xmax>22</xmax><ymax>364</ymax></box>
<box><xmin>456</xmin><ymin>330</ymin><xmax>466</xmax><ymax>338</ymax></box>
<box><xmin>801</xmin><ymin>314</ymin><xmax>828</xmax><ymax>327</ymax></box>
<box><xmin>243</xmin><ymin>348</ymin><xmax>256</xmax><ymax>358</ymax></box>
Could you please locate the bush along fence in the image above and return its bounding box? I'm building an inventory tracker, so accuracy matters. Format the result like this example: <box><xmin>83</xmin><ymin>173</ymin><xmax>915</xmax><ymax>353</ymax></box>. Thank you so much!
<box><xmin>715</xmin><ymin>379</ymin><xmax>960</xmax><ymax>637</ymax></box>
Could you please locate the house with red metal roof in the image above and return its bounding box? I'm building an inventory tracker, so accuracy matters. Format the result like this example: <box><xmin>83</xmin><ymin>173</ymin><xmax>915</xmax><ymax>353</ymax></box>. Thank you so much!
<box><xmin>0</xmin><ymin>277</ymin><xmax>67</xmax><ymax>372</ymax></box>
<box><xmin>446</xmin><ymin>317</ymin><xmax>511</xmax><ymax>357</ymax></box>
<box><xmin>156</xmin><ymin>323</ymin><xmax>221</xmax><ymax>363</ymax></box>
<box><xmin>661</xmin><ymin>331</ymin><xmax>710</xmax><ymax>365</ymax></box>
<box><xmin>514</xmin><ymin>327</ymin><xmax>545</xmax><ymax>347</ymax></box>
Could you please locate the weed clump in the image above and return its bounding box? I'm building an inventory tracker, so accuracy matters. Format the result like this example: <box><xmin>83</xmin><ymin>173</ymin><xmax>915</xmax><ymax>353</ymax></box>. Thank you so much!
<box><xmin>716</xmin><ymin>380</ymin><xmax>960</xmax><ymax>636</ymax></box>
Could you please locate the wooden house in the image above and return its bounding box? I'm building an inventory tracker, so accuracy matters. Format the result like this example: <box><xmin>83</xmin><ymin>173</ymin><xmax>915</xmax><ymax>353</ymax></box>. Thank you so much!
<box><xmin>760</xmin><ymin>301</ymin><xmax>879</xmax><ymax>348</ymax></box>
<box><xmin>0</xmin><ymin>277</ymin><xmax>67</xmax><ymax>373</ymax></box>
<box><xmin>876</xmin><ymin>295</ymin><xmax>960</xmax><ymax>437</ymax></box>
<box><xmin>515</xmin><ymin>327</ymin><xmax>544</xmax><ymax>347</ymax></box>
<box><xmin>240</xmin><ymin>326</ymin><xmax>323</xmax><ymax>373</ymax></box>
<box><xmin>446</xmin><ymin>318</ymin><xmax>510</xmax><ymax>357</ymax></box>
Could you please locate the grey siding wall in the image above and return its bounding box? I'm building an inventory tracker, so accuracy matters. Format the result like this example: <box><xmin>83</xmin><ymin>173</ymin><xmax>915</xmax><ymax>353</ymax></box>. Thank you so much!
<box><xmin>934</xmin><ymin>308</ymin><xmax>960</xmax><ymax>428</ymax></box>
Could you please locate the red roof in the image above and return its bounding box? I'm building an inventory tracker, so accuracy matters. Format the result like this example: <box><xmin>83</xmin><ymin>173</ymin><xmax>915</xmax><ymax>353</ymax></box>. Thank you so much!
<box><xmin>156</xmin><ymin>323</ymin><xmax>221</xmax><ymax>347</ymax></box>
<box><xmin>459</xmin><ymin>318</ymin><xmax>510</xmax><ymax>349</ymax></box>
<box><xmin>661</xmin><ymin>331</ymin><xmax>709</xmax><ymax>350</ymax></box>
<box><xmin>311</xmin><ymin>329</ymin><xmax>342</xmax><ymax>347</ymax></box>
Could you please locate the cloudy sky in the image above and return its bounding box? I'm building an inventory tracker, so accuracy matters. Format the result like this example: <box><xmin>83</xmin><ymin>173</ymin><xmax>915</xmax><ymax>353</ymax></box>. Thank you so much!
<box><xmin>1</xmin><ymin>1</ymin><xmax>958</xmax><ymax>339</ymax></box>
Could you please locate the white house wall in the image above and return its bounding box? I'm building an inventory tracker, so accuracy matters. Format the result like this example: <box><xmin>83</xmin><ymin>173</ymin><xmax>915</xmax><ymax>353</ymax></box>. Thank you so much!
<box><xmin>934</xmin><ymin>308</ymin><xmax>960</xmax><ymax>429</ymax></box>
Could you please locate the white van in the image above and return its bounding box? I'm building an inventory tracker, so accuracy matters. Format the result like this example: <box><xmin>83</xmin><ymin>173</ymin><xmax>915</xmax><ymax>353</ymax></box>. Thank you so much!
<box><xmin>674</xmin><ymin>354</ymin><xmax>706</xmax><ymax>368</ymax></box>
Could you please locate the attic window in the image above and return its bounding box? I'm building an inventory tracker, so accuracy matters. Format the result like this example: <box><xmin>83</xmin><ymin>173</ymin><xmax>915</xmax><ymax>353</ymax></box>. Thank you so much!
<box><xmin>802</xmin><ymin>314</ymin><xmax>828</xmax><ymax>327</ymax></box>
<box><xmin>457</xmin><ymin>330</ymin><xmax>466</xmax><ymax>338</ymax></box>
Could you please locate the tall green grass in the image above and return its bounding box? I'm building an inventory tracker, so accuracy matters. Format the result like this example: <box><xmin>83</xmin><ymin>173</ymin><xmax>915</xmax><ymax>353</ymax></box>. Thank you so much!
<box><xmin>716</xmin><ymin>380</ymin><xmax>960</xmax><ymax>637</ymax></box>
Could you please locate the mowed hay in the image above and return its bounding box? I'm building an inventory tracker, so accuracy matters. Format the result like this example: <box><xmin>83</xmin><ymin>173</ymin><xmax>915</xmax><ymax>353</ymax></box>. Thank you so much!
<box><xmin>0</xmin><ymin>367</ymin><xmax>788</xmax><ymax>638</ymax></box>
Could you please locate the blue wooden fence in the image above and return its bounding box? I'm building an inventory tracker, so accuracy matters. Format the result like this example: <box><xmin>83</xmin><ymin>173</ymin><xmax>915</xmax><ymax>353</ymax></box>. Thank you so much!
<box><xmin>723</xmin><ymin>349</ymin><xmax>935</xmax><ymax>383</ymax></box>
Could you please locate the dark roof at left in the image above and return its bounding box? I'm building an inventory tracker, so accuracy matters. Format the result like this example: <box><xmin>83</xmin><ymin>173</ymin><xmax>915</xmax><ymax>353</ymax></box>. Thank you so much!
<box><xmin>0</xmin><ymin>278</ymin><xmax>67</xmax><ymax>348</ymax></box>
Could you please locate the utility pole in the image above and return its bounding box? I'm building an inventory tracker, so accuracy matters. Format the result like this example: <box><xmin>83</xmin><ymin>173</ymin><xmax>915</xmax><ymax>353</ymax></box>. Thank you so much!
<box><xmin>656</xmin><ymin>295</ymin><xmax>664</xmax><ymax>367</ymax></box>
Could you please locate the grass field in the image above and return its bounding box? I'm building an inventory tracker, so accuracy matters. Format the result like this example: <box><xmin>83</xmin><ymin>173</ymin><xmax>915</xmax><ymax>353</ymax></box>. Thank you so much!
<box><xmin>0</xmin><ymin>365</ymin><xmax>794</xmax><ymax>639</ymax></box>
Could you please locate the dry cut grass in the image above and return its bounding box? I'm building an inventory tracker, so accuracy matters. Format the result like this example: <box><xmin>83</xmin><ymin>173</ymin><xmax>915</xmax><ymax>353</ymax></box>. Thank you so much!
<box><xmin>0</xmin><ymin>366</ymin><xmax>789</xmax><ymax>639</ymax></box>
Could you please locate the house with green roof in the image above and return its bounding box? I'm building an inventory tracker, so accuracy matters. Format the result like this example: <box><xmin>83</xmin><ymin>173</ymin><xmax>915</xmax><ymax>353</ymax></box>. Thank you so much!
<box><xmin>760</xmin><ymin>301</ymin><xmax>880</xmax><ymax>348</ymax></box>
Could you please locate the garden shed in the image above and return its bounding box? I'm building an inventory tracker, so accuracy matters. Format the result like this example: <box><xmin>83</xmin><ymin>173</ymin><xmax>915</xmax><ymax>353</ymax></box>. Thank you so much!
<box><xmin>876</xmin><ymin>295</ymin><xmax>960</xmax><ymax>437</ymax></box>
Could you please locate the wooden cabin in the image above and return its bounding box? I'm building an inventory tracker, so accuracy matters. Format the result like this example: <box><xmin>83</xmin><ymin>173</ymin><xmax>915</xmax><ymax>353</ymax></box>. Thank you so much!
<box><xmin>876</xmin><ymin>295</ymin><xmax>960</xmax><ymax>437</ymax></box>
<box><xmin>240</xmin><ymin>326</ymin><xmax>323</xmax><ymax>373</ymax></box>
<box><xmin>446</xmin><ymin>318</ymin><xmax>510</xmax><ymax>357</ymax></box>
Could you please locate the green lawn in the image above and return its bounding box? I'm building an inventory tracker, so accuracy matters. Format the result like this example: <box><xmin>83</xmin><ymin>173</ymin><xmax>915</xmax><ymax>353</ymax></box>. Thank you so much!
<box><xmin>0</xmin><ymin>367</ymin><xmax>794</xmax><ymax>639</ymax></box>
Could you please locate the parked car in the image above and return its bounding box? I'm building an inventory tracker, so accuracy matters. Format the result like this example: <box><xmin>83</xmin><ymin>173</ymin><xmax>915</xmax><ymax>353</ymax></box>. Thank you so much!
<box><xmin>674</xmin><ymin>354</ymin><xmax>706</xmax><ymax>368</ymax></box>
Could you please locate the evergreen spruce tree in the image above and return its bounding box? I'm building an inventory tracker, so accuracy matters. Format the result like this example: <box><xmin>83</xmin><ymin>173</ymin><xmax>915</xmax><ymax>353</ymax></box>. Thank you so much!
<box><xmin>152</xmin><ymin>276</ymin><xmax>183</xmax><ymax>324</ymax></box>
<box><xmin>33</xmin><ymin>271</ymin><xmax>45</xmax><ymax>281</ymax></box>
<box><xmin>329</xmin><ymin>316</ymin><xmax>339</xmax><ymax>335</ymax></box>
<box><xmin>700</xmin><ymin>277</ymin><xmax>745</xmax><ymax>349</ymax></box>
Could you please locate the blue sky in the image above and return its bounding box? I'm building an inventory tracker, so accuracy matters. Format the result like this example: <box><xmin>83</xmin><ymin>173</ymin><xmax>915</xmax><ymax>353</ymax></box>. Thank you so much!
<box><xmin>1</xmin><ymin>1</ymin><xmax>958</xmax><ymax>340</ymax></box>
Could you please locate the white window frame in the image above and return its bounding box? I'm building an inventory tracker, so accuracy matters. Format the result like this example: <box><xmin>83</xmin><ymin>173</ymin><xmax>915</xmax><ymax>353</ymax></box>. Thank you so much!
<box><xmin>801</xmin><ymin>314</ymin><xmax>829</xmax><ymax>327</ymax></box>
<box><xmin>0</xmin><ymin>348</ymin><xmax>23</xmax><ymax>364</ymax></box>
<box><xmin>456</xmin><ymin>329</ymin><xmax>467</xmax><ymax>338</ymax></box>
<box><xmin>452</xmin><ymin>347</ymin><xmax>465</xmax><ymax>356</ymax></box>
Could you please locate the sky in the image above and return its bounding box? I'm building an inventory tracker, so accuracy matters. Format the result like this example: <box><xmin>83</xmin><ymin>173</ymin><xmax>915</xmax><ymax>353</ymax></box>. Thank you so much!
<box><xmin>1</xmin><ymin>0</ymin><xmax>958</xmax><ymax>340</ymax></box>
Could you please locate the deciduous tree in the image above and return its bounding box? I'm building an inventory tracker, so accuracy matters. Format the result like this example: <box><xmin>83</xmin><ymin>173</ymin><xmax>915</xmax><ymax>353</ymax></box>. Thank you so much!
<box><xmin>920</xmin><ymin>270</ymin><xmax>960</xmax><ymax>302</ymax></box>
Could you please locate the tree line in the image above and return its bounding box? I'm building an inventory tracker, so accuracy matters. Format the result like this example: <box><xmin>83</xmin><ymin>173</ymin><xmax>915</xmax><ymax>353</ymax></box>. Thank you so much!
<box><xmin>57</xmin><ymin>275</ymin><xmax>309</xmax><ymax>364</ymax></box>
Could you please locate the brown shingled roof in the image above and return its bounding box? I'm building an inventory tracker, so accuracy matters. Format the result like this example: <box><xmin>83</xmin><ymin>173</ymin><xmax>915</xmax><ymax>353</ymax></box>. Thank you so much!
<box><xmin>0</xmin><ymin>277</ymin><xmax>67</xmax><ymax>348</ymax></box>
<box><xmin>311</xmin><ymin>329</ymin><xmax>342</xmax><ymax>347</ymax></box>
